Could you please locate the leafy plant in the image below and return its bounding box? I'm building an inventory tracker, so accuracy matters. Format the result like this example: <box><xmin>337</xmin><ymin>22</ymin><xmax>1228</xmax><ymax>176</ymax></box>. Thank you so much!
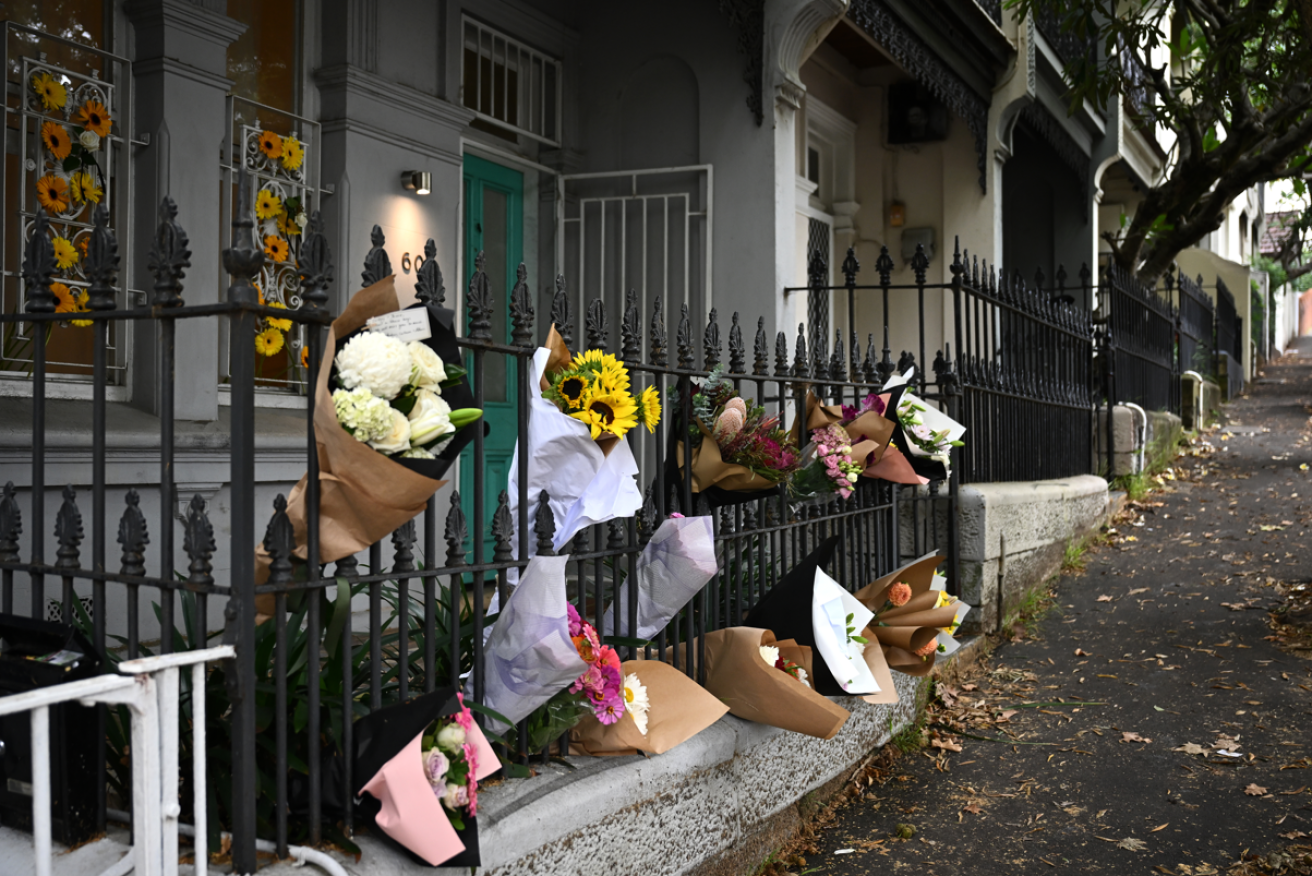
<box><xmin>80</xmin><ymin>565</ymin><xmax>492</xmax><ymax>851</ymax></box>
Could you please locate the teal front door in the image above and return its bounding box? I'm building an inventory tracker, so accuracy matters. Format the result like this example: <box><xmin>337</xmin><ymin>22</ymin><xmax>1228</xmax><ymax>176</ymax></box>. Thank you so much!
<box><xmin>461</xmin><ymin>154</ymin><xmax>522</xmax><ymax>559</ymax></box>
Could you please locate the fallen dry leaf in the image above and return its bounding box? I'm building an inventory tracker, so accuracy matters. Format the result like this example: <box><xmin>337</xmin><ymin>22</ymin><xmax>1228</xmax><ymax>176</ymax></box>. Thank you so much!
<box><xmin>1243</xmin><ymin>783</ymin><xmax>1268</xmax><ymax>796</ymax></box>
<box><xmin>962</xmin><ymin>804</ymin><xmax>982</xmax><ymax>815</ymax></box>
<box><xmin>1074</xmin><ymin>648</ymin><xmax>1089</xmax><ymax>656</ymax></box>
<box><xmin>1122</xmin><ymin>732</ymin><xmax>1151</xmax><ymax>744</ymax></box>
<box><xmin>1097</xmin><ymin>595</ymin><xmax>1114</xmax><ymax>602</ymax></box>
<box><xmin>1280</xmin><ymin>830</ymin><xmax>1308</xmax><ymax>839</ymax></box>
<box><xmin>1174</xmin><ymin>743</ymin><xmax>1207</xmax><ymax>755</ymax></box>
<box><xmin>1117</xmin><ymin>837</ymin><xmax>1149</xmax><ymax>851</ymax></box>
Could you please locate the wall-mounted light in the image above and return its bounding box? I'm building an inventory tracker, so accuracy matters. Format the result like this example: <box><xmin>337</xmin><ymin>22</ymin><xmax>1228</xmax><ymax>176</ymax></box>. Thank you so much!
<box><xmin>401</xmin><ymin>170</ymin><xmax>431</xmax><ymax>195</ymax></box>
<box><xmin>889</xmin><ymin>201</ymin><xmax>906</xmax><ymax>228</ymax></box>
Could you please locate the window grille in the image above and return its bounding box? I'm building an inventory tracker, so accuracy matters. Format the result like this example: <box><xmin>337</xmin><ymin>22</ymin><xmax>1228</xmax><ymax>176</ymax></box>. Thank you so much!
<box><xmin>807</xmin><ymin>216</ymin><xmax>831</xmax><ymax>355</ymax></box>
<box><xmin>0</xmin><ymin>23</ymin><xmax>136</xmax><ymax>397</ymax></box>
<box><xmin>218</xmin><ymin>96</ymin><xmax>323</xmax><ymax>399</ymax></box>
<box><xmin>461</xmin><ymin>17</ymin><xmax>561</xmax><ymax>146</ymax></box>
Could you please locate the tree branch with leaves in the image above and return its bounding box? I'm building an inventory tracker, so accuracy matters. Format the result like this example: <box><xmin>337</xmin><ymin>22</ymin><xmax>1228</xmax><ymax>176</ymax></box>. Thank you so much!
<box><xmin>1007</xmin><ymin>0</ymin><xmax>1312</xmax><ymax>283</ymax></box>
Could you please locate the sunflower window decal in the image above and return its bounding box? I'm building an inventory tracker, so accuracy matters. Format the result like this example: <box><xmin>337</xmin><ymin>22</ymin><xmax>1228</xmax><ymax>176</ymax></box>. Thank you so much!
<box><xmin>234</xmin><ymin>109</ymin><xmax>318</xmax><ymax>390</ymax></box>
<box><xmin>9</xmin><ymin>59</ymin><xmax>120</xmax><ymax>353</ymax></box>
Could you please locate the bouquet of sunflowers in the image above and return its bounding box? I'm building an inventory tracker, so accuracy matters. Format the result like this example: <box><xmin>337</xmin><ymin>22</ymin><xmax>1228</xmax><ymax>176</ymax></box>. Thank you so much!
<box><xmin>504</xmin><ymin>326</ymin><xmax>659</xmax><ymax>568</ymax></box>
<box><xmin>543</xmin><ymin>349</ymin><xmax>661</xmax><ymax>441</ymax></box>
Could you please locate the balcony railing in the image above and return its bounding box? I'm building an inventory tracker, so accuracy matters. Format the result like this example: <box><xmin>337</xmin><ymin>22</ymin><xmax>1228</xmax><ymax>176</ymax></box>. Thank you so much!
<box><xmin>1034</xmin><ymin>5</ymin><xmax>1096</xmax><ymax>65</ymax></box>
<box><xmin>1118</xmin><ymin>37</ymin><xmax>1156</xmax><ymax>126</ymax></box>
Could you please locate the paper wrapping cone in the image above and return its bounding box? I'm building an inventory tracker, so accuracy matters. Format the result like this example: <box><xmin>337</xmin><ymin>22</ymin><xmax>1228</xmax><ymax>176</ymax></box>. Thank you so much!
<box><xmin>691</xmin><ymin>628</ymin><xmax>851</xmax><ymax>740</ymax></box>
<box><xmin>675</xmin><ymin>428</ymin><xmax>782</xmax><ymax>493</ymax></box>
<box><xmin>349</xmin><ymin>688</ymin><xmax>498</xmax><ymax>868</ymax></box>
<box><xmin>884</xmin><ymin>644</ymin><xmax>937</xmax><ymax>676</ymax></box>
<box><xmin>876</xmin><ymin>591</ymin><xmax>940</xmax><ymax>618</ymax></box>
<box><xmin>600</xmin><ymin>516</ymin><xmax>717</xmax><ymax>640</ymax></box>
<box><xmin>855</xmin><ymin>552</ymin><xmax>945</xmax><ymax>607</ymax></box>
<box><xmin>854</xmin><ymin>626</ymin><xmax>900</xmax><ymax>705</ymax></box>
<box><xmin>254</xmin><ymin>277</ymin><xmax>474</xmax><ymax>617</ymax></box>
<box><xmin>856</xmin><ymin>553</ymin><xmax>960</xmax><ymax>677</ymax></box>
<box><xmin>569</xmin><ymin>659</ymin><xmax>729</xmax><ymax>756</ymax></box>
<box><xmin>864</xmin><ymin>446</ymin><xmax>929</xmax><ymax>485</ymax></box>
<box><xmin>802</xmin><ymin>391</ymin><xmax>844</xmax><ymax>431</ymax></box>
<box><xmin>845</xmin><ymin>410</ymin><xmax>895</xmax><ymax>454</ymax></box>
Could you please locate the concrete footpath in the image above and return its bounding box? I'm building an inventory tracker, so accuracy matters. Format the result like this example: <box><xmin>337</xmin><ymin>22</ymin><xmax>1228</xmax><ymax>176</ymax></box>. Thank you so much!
<box><xmin>800</xmin><ymin>340</ymin><xmax>1312</xmax><ymax>875</ymax></box>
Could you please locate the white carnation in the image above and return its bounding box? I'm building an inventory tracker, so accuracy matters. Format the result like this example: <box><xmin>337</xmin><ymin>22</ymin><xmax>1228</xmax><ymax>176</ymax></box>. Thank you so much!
<box><xmin>335</xmin><ymin>331</ymin><xmax>412</xmax><ymax>399</ymax></box>
<box><xmin>759</xmin><ymin>645</ymin><xmax>780</xmax><ymax>667</ymax></box>
<box><xmin>408</xmin><ymin>341</ymin><xmax>447</xmax><ymax>389</ymax></box>
<box><xmin>332</xmin><ymin>388</ymin><xmax>392</xmax><ymax>442</ymax></box>
<box><xmin>796</xmin><ymin>667</ymin><xmax>810</xmax><ymax>688</ymax></box>
<box><xmin>368</xmin><ymin>407</ymin><xmax>412</xmax><ymax>455</ymax></box>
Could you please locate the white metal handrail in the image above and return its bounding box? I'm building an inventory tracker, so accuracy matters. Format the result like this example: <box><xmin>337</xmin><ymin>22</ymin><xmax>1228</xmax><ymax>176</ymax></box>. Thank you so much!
<box><xmin>0</xmin><ymin>645</ymin><xmax>232</xmax><ymax>876</ymax></box>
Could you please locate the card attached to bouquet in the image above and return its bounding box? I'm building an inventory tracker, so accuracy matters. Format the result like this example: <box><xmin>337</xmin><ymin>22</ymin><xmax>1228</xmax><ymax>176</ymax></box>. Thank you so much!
<box><xmin>811</xmin><ymin>569</ymin><xmax>880</xmax><ymax>696</ymax></box>
<box><xmin>366</xmin><ymin>308</ymin><xmax>432</xmax><ymax>342</ymax></box>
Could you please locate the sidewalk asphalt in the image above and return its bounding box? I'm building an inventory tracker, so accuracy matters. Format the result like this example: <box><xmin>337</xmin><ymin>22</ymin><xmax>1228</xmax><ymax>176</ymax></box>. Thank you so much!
<box><xmin>799</xmin><ymin>342</ymin><xmax>1312</xmax><ymax>876</ymax></box>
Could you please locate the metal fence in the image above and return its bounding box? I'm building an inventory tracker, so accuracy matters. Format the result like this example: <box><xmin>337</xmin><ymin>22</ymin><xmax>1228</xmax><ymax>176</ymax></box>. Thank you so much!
<box><xmin>1099</xmin><ymin>259</ymin><xmax>1178</xmax><ymax>415</ymax></box>
<box><xmin>0</xmin><ymin>184</ymin><xmax>919</xmax><ymax>872</ymax></box>
<box><xmin>1215</xmin><ymin>276</ymin><xmax>1244</xmax><ymax>397</ymax></box>
<box><xmin>789</xmin><ymin>242</ymin><xmax>1096</xmax><ymax>487</ymax></box>
<box><xmin>1177</xmin><ymin>271</ymin><xmax>1215</xmax><ymax>379</ymax></box>
<box><xmin>1216</xmin><ymin>276</ymin><xmax>1242</xmax><ymax>362</ymax></box>
<box><xmin>954</xmin><ymin>257</ymin><xmax>1095</xmax><ymax>483</ymax></box>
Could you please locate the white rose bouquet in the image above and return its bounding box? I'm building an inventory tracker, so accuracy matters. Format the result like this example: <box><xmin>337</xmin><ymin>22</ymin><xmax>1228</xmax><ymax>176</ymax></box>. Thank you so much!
<box><xmin>330</xmin><ymin>325</ymin><xmax>481</xmax><ymax>470</ymax></box>
<box><xmin>254</xmin><ymin>280</ymin><xmax>487</xmax><ymax>613</ymax></box>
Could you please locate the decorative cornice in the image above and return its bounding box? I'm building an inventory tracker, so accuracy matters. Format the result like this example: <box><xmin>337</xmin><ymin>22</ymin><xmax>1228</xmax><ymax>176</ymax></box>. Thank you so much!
<box><xmin>719</xmin><ymin>0</ymin><xmax>767</xmax><ymax>125</ymax></box>
<box><xmin>1019</xmin><ymin>102</ymin><xmax>1090</xmax><ymax>195</ymax></box>
<box><xmin>319</xmin><ymin>119</ymin><xmax>464</xmax><ymax>167</ymax></box>
<box><xmin>132</xmin><ymin>56</ymin><xmax>233</xmax><ymax>91</ymax></box>
<box><xmin>848</xmin><ymin>0</ymin><xmax>990</xmax><ymax>192</ymax></box>
<box><xmin>123</xmin><ymin>0</ymin><xmax>247</xmax><ymax>50</ymax></box>
<box><xmin>314</xmin><ymin>63</ymin><xmax>477</xmax><ymax>129</ymax></box>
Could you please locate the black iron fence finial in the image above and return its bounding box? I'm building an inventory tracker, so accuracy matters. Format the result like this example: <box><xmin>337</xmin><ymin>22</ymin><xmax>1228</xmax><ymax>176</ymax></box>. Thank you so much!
<box><xmin>54</xmin><ymin>485</ymin><xmax>82</xmax><ymax>572</ymax></box>
<box><xmin>444</xmin><ymin>493</ymin><xmax>468</xmax><ymax>567</ymax></box>
<box><xmin>184</xmin><ymin>494</ymin><xmax>215</xmax><ymax>587</ymax></box>
<box><xmin>510</xmin><ymin>263</ymin><xmax>535</xmax><ymax>347</ymax></box>
<box><xmin>467</xmin><ymin>251</ymin><xmax>493</xmax><ymax>341</ymax></box>
<box><xmin>621</xmin><ymin>289</ymin><xmax>640</xmax><ymax>361</ymax></box>
<box><xmin>150</xmin><ymin>197</ymin><xmax>192</xmax><ymax>308</ymax></box>
<box><xmin>728</xmin><ymin>312</ymin><xmax>745</xmax><ymax>374</ymax></box>
<box><xmin>0</xmin><ymin>482</ymin><xmax>21</xmax><ymax>563</ymax></box>
<box><xmin>362</xmin><ymin>225</ymin><xmax>391</xmax><ymax>287</ymax></box>
<box><xmin>415</xmin><ymin>239</ymin><xmax>445</xmax><ymax>307</ymax></box>
<box><xmin>550</xmin><ymin>275</ymin><xmax>573</xmax><ymax>346</ymax></box>
<box><xmin>223</xmin><ymin>171</ymin><xmax>261</xmax><ymax>305</ymax></box>
<box><xmin>117</xmin><ymin>489</ymin><xmax>148</xmax><ymax>577</ymax></box>
<box><xmin>704</xmin><ymin>307</ymin><xmax>721</xmax><ymax>370</ymax></box>
<box><xmin>586</xmin><ymin>298</ymin><xmax>608</xmax><ymax>350</ymax></box>
<box><xmin>298</xmin><ymin>212</ymin><xmax>334</xmax><ymax>315</ymax></box>
<box><xmin>753</xmin><ymin>316</ymin><xmax>769</xmax><ymax>376</ymax></box>
<box><xmin>85</xmin><ymin>204</ymin><xmax>120</xmax><ymax>311</ymax></box>
<box><xmin>22</xmin><ymin>209</ymin><xmax>56</xmax><ymax>313</ymax></box>
<box><xmin>649</xmin><ymin>296</ymin><xmax>667</xmax><ymax>367</ymax></box>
